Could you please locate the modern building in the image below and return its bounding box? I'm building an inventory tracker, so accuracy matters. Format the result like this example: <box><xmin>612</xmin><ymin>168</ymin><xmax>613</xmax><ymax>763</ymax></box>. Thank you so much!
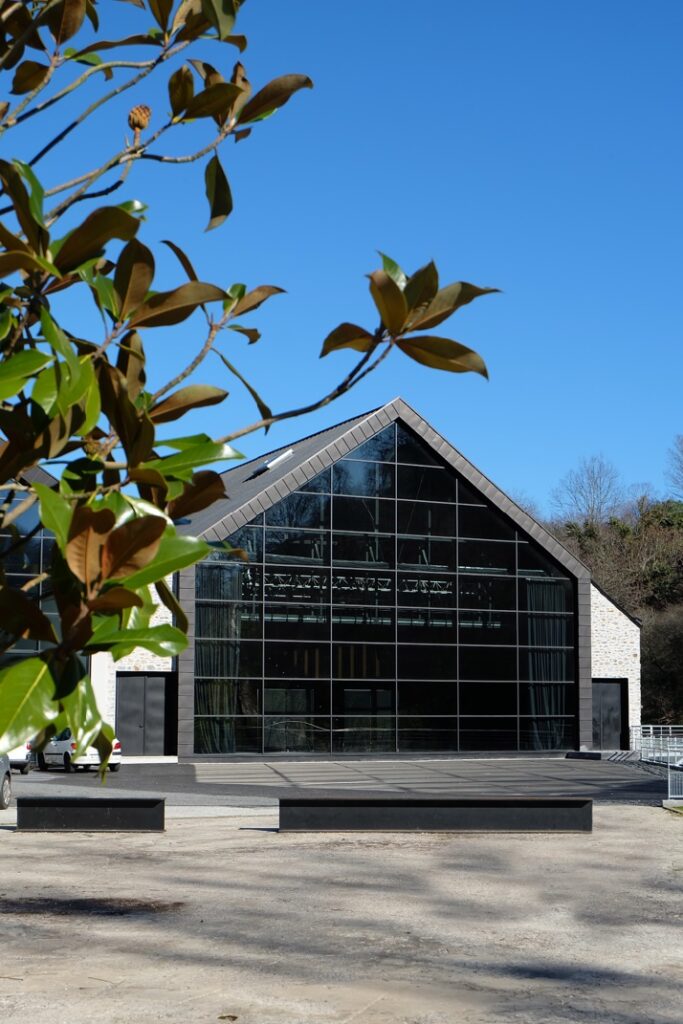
<box><xmin>92</xmin><ymin>399</ymin><xmax>640</xmax><ymax>758</ymax></box>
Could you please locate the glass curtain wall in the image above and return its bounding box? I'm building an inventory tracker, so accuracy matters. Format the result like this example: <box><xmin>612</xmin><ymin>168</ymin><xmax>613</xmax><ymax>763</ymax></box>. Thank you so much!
<box><xmin>193</xmin><ymin>424</ymin><xmax>578</xmax><ymax>754</ymax></box>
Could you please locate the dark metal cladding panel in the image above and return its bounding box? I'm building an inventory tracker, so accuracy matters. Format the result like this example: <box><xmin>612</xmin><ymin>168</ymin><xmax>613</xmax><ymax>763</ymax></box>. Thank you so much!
<box><xmin>279</xmin><ymin>797</ymin><xmax>593</xmax><ymax>832</ymax></box>
<box><xmin>17</xmin><ymin>797</ymin><xmax>165</xmax><ymax>832</ymax></box>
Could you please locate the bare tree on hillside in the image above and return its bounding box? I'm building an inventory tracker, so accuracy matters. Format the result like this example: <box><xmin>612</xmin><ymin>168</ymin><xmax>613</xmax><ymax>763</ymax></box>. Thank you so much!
<box><xmin>550</xmin><ymin>455</ymin><xmax>624</xmax><ymax>526</ymax></box>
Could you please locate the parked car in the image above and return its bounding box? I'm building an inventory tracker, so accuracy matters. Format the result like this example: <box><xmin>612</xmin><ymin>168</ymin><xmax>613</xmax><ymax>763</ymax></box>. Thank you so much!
<box><xmin>36</xmin><ymin>729</ymin><xmax>122</xmax><ymax>772</ymax></box>
<box><xmin>0</xmin><ymin>753</ymin><xmax>11</xmax><ymax>809</ymax></box>
<box><xmin>8</xmin><ymin>739</ymin><xmax>32</xmax><ymax>774</ymax></box>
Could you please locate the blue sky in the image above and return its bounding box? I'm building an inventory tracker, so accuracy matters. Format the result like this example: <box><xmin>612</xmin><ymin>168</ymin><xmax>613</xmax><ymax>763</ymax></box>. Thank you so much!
<box><xmin>14</xmin><ymin>1</ymin><xmax>683</xmax><ymax>513</ymax></box>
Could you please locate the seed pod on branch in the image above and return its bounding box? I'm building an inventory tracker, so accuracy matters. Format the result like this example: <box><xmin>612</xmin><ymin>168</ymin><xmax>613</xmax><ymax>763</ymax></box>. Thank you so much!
<box><xmin>128</xmin><ymin>104</ymin><xmax>152</xmax><ymax>144</ymax></box>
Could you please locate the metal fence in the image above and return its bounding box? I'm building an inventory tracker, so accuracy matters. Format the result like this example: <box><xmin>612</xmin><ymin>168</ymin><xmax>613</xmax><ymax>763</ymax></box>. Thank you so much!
<box><xmin>631</xmin><ymin>725</ymin><xmax>683</xmax><ymax>801</ymax></box>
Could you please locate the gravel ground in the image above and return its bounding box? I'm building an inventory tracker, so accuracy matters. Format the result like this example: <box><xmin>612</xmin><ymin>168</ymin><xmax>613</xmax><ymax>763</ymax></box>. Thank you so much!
<box><xmin>1</xmin><ymin>804</ymin><xmax>681</xmax><ymax>1024</ymax></box>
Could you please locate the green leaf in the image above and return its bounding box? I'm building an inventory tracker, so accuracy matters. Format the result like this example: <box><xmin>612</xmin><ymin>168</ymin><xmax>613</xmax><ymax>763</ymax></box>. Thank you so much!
<box><xmin>368</xmin><ymin>269</ymin><xmax>408</xmax><ymax>335</ymax></box>
<box><xmin>11</xmin><ymin>60</ymin><xmax>51</xmax><ymax>94</ymax></box>
<box><xmin>141</xmin><ymin>440</ymin><xmax>242</xmax><ymax>480</ymax></box>
<box><xmin>378</xmin><ymin>252</ymin><xmax>407</xmax><ymax>290</ymax></box>
<box><xmin>59</xmin><ymin>670</ymin><xmax>104</xmax><ymax>760</ymax></box>
<box><xmin>114</xmin><ymin>238</ymin><xmax>155</xmax><ymax>319</ymax></box>
<box><xmin>232</xmin><ymin>285</ymin><xmax>284</xmax><ymax>317</ymax></box>
<box><xmin>33</xmin><ymin>482</ymin><xmax>71</xmax><ymax>550</ymax></box>
<box><xmin>396</xmin><ymin>335</ymin><xmax>488</xmax><ymax>378</ymax></box>
<box><xmin>320</xmin><ymin>322</ymin><xmax>375</xmax><ymax>357</ymax></box>
<box><xmin>0</xmin><ymin>159</ymin><xmax>47</xmax><ymax>254</ymax></box>
<box><xmin>14</xmin><ymin>161</ymin><xmax>45</xmax><ymax>227</ymax></box>
<box><xmin>404</xmin><ymin>261</ymin><xmax>439</xmax><ymax>313</ymax></box>
<box><xmin>200</xmin><ymin>0</ymin><xmax>237</xmax><ymax>40</ymax></box>
<box><xmin>108</xmin><ymin>624</ymin><xmax>188</xmax><ymax>660</ymax></box>
<box><xmin>0</xmin><ymin>250</ymin><xmax>59</xmax><ymax>276</ymax></box>
<box><xmin>149</xmin><ymin>384</ymin><xmax>229</xmax><ymax>424</ymax></box>
<box><xmin>54</xmin><ymin>206</ymin><xmax>140</xmax><ymax>274</ymax></box>
<box><xmin>408</xmin><ymin>282</ymin><xmax>501</xmax><ymax>331</ymax></box>
<box><xmin>181</xmin><ymin>82</ymin><xmax>244</xmax><ymax>120</ymax></box>
<box><xmin>119</xmin><ymin>531</ymin><xmax>212</xmax><ymax>590</ymax></box>
<box><xmin>238</xmin><ymin>74</ymin><xmax>313</xmax><ymax>124</ymax></box>
<box><xmin>0</xmin><ymin>657</ymin><xmax>58</xmax><ymax>755</ymax></box>
<box><xmin>204</xmin><ymin>154</ymin><xmax>233</xmax><ymax>231</ymax></box>
<box><xmin>128</xmin><ymin>281</ymin><xmax>227</xmax><ymax>328</ymax></box>
<box><xmin>168</xmin><ymin>64</ymin><xmax>194</xmax><ymax>116</ymax></box>
<box><xmin>0</xmin><ymin>349</ymin><xmax>52</xmax><ymax>400</ymax></box>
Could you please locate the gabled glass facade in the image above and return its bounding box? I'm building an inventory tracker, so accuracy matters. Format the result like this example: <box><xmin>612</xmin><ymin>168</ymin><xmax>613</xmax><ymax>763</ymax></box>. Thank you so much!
<box><xmin>193</xmin><ymin>424</ymin><xmax>578</xmax><ymax>754</ymax></box>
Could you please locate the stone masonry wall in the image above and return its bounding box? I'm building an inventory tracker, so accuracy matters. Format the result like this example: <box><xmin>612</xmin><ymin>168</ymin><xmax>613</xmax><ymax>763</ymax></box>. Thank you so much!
<box><xmin>590</xmin><ymin>584</ymin><xmax>641</xmax><ymax>727</ymax></box>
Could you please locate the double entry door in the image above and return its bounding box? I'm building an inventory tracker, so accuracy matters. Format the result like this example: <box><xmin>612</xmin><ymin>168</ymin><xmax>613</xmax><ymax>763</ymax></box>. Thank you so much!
<box><xmin>116</xmin><ymin>673</ymin><xmax>177</xmax><ymax>756</ymax></box>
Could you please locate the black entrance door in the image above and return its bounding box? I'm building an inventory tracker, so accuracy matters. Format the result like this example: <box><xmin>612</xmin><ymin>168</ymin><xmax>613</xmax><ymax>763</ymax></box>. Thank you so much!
<box><xmin>116</xmin><ymin>673</ymin><xmax>177</xmax><ymax>755</ymax></box>
<box><xmin>592</xmin><ymin>679</ymin><xmax>628</xmax><ymax>750</ymax></box>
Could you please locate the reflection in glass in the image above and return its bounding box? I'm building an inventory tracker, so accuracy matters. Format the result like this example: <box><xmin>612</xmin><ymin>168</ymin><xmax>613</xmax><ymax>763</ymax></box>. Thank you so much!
<box><xmin>332</xmin><ymin>533</ymin><xmax>394</xmax><ymax>567</ymax></box>
<box><xmin>196</xmin><ymin>602</ymin><xmax>261</xmax><ymax>639</ymax></box>
<box><xmin>265</xmin><ymin>492</ymin><xmax>330</xmax><ymax>530</ymax></box>
<box><xmin>264</xmin><ymin>716</ymin><xmax>331</xmax><ymax>752</ymax></box>
<box><xmin>520</xmin><ymin>648</ymin><xmax>575</xmax><ymax>682</ymax></box>
<box><xmin>195</xmin><ymin>639</ymin><xmax>262</xmax><ymax>678</ymax></box>
<box><xmin>460</xmin><ymin>682</ymin><xmax>517</xmax><ymax>715</ymax></box>
<box><xmin>223</xmin><ymin>525</ymin><xmax>263</xmax><ymax>561</ymax></box>
<box><xmin>519</xmin><ymin>577</ymin><xmax>573</xmax><ymax>612</ymax></box>
<box><xmin>264</xmin><ymin>604</ymin><xmax>329</xmax><ymax>639</ymax></box>
<box><xmin>333</xmin><ymin>681</ymin><xmax>395</xmax><ymax>714</ymax></box>
<box><xmin>397</xmin><ymin>465</ymin><xmax>457</xmax><ymax>502</ymax></box>
<box><xmin>333</xmin><ymin>643</ymin><xmax>395</xmax><ymax>679</ymax></box>
<box><xmin>518</xmin><ymin>543</ymin><xmax>569</xmax><ymax>579</ymax></box>
<box><xmin>398</xmin><ymin>717</ymin><xmax>458</xmax><ymax>751</ymax></box>
<box><xmin>264</xmin><ymin>568</ymin><xmax>330</xmax><ymax>603</ymax></box>
<box><xmin>332</xmin><ymin>716</ymin><xmax>395</xmax><ymax>752</ymax></box>
<box><xmin>521</xmin><ymin>614</ymin><xmax>573</xmax><ymax>647</ymax></box>
<box><xmin>398</xmin><ymin>681</ymin><xmax>457</xmax><ymax>715</ymax></box>
<box><xmin>333</xmin><ymin>494</ymin><xmax>394</xmax><ymax>534</ymax></box>
<box><xmin>396</xmin><ymin>424</ymin><xmax>442</xmax><ymax>466</ymax></box>
<box><xmin>519</xmin><ymin>718</ymin><xmax>575</xmax><ymax>750</ymax></box>
<box><xmin>332</xmin><ymin>570</ymin><xmax>395</xmax><ymax>606</ymax></box>
<box><xmin>333</xmin><ymin>461</ymin><xmax>394</xmax><ymax>497</ymax></box>
<box><xmin>343</xmin><ymin>426</ymin><xmax>395</xmax><ymax>462</ymax></box>
<box><xmin>397</xmin><ymin>644</ymin><xmax>457</xmax><ymax>680</ymax></box>
<box><xmin>265</xmin><ymin>529</ymin><xmax>328</xmax><ymax>565</ymax></box>
<box><xmin>332</xmin><ymin>607</ymin><xmax>394</xmax><ymax>641</ymax></box>
<box><xmin>459</xmin><ymin>575</ymin><xmax>516</xmax><ymax>610</ymax></box>
<box><xmin>397</xmin><ymin>500</ymin><xmax>455</xmax><ymax>537</ymax></box>
<box><xmin>458</xmin><ymin>505</ymin><xmax>515</xmax><ymax>541</ymax></box>
<box><xmin>397</xmin><ymin>572</ymin><xmax>456</xmax><ymax>607</ymax></box>
<box><xmin>195</xmin><ymin>678</ymin><xmax>260</xmax><ymax>716</ymax></box>
<box><xmin>397</xmin><ymin>536</ymin><xmax>456</xmax><ymax>571</ymax></box>
<box><xmin>459</xmin><ymin>610</ymin><xmax>517</xmax><ymax>645</ymax></box>
<box><xmin>458</xmin><ymin>540</ymin><xmax>516</xmax><ymax>575</ymax></box>
<box><xmin>196</xmin><ymin>562</ymin><xmax>261</xmax><ymax>602</ymax></box>
<box><xmin>265</xmin><ymin>682</ymin><xmax>329</xmax><ymax>715</ymax></box>
<box><xmin>194</xmin><ymin>716</ymin><xmax>261</xmax><ymax>754</ymax></box>
<box><xmin>459</xmin><ymin>718</ymin><xmax>517</xmax><ymax>750</ymax></box>
<box><xmin>397</xmin><ymin>608</ymin><xmax>457</xmax><ymax>644</ymax></box>
<box><xmin>296</xmin><ymin>468</ymin><xmax>331</xmax><ymax>493</ymax></box>
<box><xmin>264</xmin><ymin>641</ymin><xmax>330</xmax><ymax>678</ymax></box>
<box><xmin>520</xmin><ymin>683</ymin><xmax>574</xmax><ymax>717</ymax></box>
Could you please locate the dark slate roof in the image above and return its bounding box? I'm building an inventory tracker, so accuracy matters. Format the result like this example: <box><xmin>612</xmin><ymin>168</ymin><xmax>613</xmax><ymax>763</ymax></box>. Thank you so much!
<box><xmin>179</xmin><ymin>397</ymin><xmax>591</xmax><ymax>580</ymax></box>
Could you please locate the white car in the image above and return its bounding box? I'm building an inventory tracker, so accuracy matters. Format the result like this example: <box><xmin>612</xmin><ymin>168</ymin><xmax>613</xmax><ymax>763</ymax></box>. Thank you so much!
<box><xmin>36</xmin><ymin>729</ymin><xmax>122</xmax><ymax>773</ymax></box>
<box><xmin>0</xmin><ymin>753</ymin><xmax>11</xmax><ymax>809</ymax></box>
<box><xmin>8</xmin><ymin>739</ymin><xmax>33</xmax><ymax>774</ymax></box>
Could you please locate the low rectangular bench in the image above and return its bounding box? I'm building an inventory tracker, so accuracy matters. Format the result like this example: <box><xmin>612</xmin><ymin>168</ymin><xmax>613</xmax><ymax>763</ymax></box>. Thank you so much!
<box><xmin>17</xmin><ymin>797</ymin><xmax>165</xmax><ymax>832</ymax></box>
<box><xmin>279</xmin><ymin>797</ymin><xmax>592</xmax><ymax>832</ymax></box>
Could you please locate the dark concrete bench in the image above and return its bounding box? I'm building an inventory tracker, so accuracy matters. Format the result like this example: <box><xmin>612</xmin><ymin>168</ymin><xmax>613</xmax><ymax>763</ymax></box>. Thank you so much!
<box><xmin>17</xmin><ymin>797</ymin><xmax>165</xmax><ymax>832</ymax></box>
<box><xmin>279</xmin><ymin>797</ymin><xmax>592</xmax><ymax>832</ymax></box>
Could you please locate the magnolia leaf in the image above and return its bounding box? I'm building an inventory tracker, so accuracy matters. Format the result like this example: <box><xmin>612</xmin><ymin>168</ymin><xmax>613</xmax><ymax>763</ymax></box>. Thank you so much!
<box><xmin>368</xmin><ymin>269</ymin><xmax>408</xmax><ymax>335</ymax></box>
<box><xmin>0</xmin><ymin>349</ymin><xmax>52</xmax><ymax>400</ymax></box>
<box><xmin>114</xmin><ymin>238</ymin><xmax>155</xmax><ymax>318</ymax></box>
<box><xmin>142</xmin><ymin>440</ymin><xmax>242</xmax><ymax>481</ymax></box>
<box><xmin>115</xmin><ymin>330</ymin><xmax>146</xmax><ymax>400</ymax></box>
<box><xmin>58</xmin><ymin>671</ymin><xmax>106</xmax><ymax>762</ymax></box>
<box><xmin>46</xmin><ymin>0</ymin><xmax>87</xmax><ymax>44</ymax></box>
<box><xmin>320</xmin><ymin>322</ymin><xmax>375</xmax><ymax>357</ymax></box>
<box><xmin>154</xmin><ymin>577</ymin><xmax>188</xmax><ymax>633</ymax></box>
<box><xmin>66</xmin><ymin>505</ymin><xmax>115</xmax><ymax>589</ymax></box>
<box><xmin>0</xmin><ymin>585</ymin><xmax>57</xmax><ymax>643</ymax></box>
<box><xmin>408</xmin><ymin>282</ymin><xmax>501</xmax><ymax>331</ymax></box>
<box><xmin>204</xmin><ymin>154</ymin><xmax>233</xmax><ymax>231</ymax></box>
<box><xmin>168</xmin><ymin>64</ymin><xmax>194</xmax><ymax>116</ymax></box>
<box><xmin>148</xmin><ymin>0</ymin><xmax>174</xmax><ymax>30</ymax></box>
<box><xmin>33</xmin><ymin>483</ymin><xmax>71</xmax><ymax>550</ymax></box>
<box><xmin>167</xmin><ymin>470</ymin><xmax>226</xmax><ymax>521</ymax></box>
<box><xmin>149</xmin><ymin>384</ymin><xmax>228</xmax><ymax>424</ymax></box>
<box><xmin>225</xmin><ymin>34</ymin><xmax>247</xmax><ymax>52</ymax></box>
<box><xmin>0</xmin><ymin>251</ymin><xmax>58</xmax><ymax>276</ymax></box>
<box><xmin>181</xmin><ymin>82</ymin><xmax>243</xmax><ymax>120</ymax></box>
<box><xmin>0</xmin><ymin>657</ymin><xmax>59</xmax><ymax>755</ymax></box>
<box><xmin>162</xmin><ymin>239</ymin><xmax>199</xmax><ymax>282</ymax></box>
<box><xmin>379</xmin><ymin>252</ymin><xmax>407</xmax><ymax>290</ymax></box>
<box><xmin>397</xmin><ymin>335</ymin><xmax>488</xmax><ymax>378</ymax></box>
<box><xmin>120</xmin><ymin>532</ymin><xmax>212</xmax><ymax>590</ymax></box>
<box><xmin>11</xmin><ymin>60</ymin><xmax>51</xmax><ymax>94</ymax></box>
<box><xmin>14</xmin><ymin>160</ymin><xmax>46</xmax><ymax>227</ymax></box>
<box><xmin>101</xmin><ymin>515</ymin><xmax>167</xmax><ymax>580</ymax></box>
<box><xmin>404</xmin><ymin>261</ymin><xmax>439</xmax><ymax>313</ymax></box>
<box><xmin>54</xmin><ymin>206</ymin><xmax>140</xmax><ymax>274</ymax></box>
<box><xmin>214</xmin><ymin>351</ymin><xmax>272</xmax><ymax>427</ymax></box>
<box><xmin>228</xmin><ymin>325</ymin><xmax>260</xmax><ymax>344</ymax></box>
<box><xmin>232</xmin><ymin>285</ymin><xmax>284</xmax><ymax>317</ymax></box>
<box><xmin>200</xmin><ymin>0</ymin><xmax>236</xmax><ymax>39</ymax></box>
<box><xmin>88</xmin><ymin>589</ymin><xmax>144</xmax><ymax>612</ymax></box>
<box><xmin>128</xmin><ymin>281</ymin><xmax>227</xmax><ymax>328</ymax></box>
<box><xmin>72</xmin><ymin>34</ymin><xmax>163</xmax><ymax>57</ymax></box>
<box><xmin>0</xmin><ymin>159</ymin><xmax>47</xmax><ymax>254</ymax></box>
<box><xmin>238</xmin><ymin>74</ymin><xmax>313</xmax><ymax>124</ymax></box>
